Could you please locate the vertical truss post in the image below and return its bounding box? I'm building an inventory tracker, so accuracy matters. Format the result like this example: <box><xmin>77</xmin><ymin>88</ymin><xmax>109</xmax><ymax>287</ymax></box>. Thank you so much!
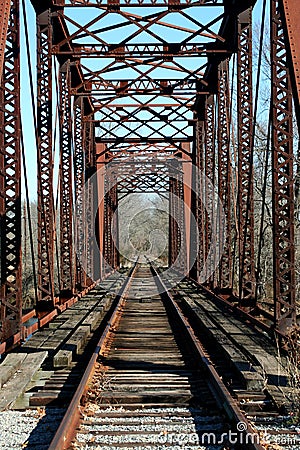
<box><xmin>169</xmin><ymin>175</ymin><xmax>176</xmax><ymax>267</ymax></box>
<box><xmin>204</xmin><ymin>95</ymin><xmax>216</xmax><ymax>288</ymax></box>
<box><xmin>36</xmin><ymin>10</ymin><xmax>54</xmax><ymax>308</ymax></box>
<box><xmin>111</xmin><ymin>181</ymin><xmax>119</xmax><ymax>269</ymax></box>
<box><xmin>178</xmin><ymin>165</ymin><xmax>186</xmax><ymax>273</ymax></box>
<box><xmin>73</xmin><ymin>99</ymin><xmax>85</xmax><ymax>288</ymax></box>
<box><xmin>191</xmin><ymin>118</ymin><xmax>205</xmax><ymax>281</ymax></box>
<box><xmin>237</xmin><ymin>8</ymin><xmax>256</xmax><ymax>306</ymax></box>
<box><xmin>169</xmin><ymin>159</ymin><xmax>186</xmax><ymax>273</ymax></box>
<box><xmin>103</xmin><ymin>171</ymin><xmax>110</xmax><ymax>273</ymax></box>
<box><xmin>0</xmin><ymin>0</ymin><xmax>22</xmax><ymax>342</ymax></box>
<box><xmin>189</xmin><ymin>118</ymin><xmax>200</xmax><ymax>281</ymax></box>
<box><xmin>59</xmin><ymin>63</ymin><xmax>74</xmax><ymax>297</ymax></box>
<box><xmin>169</xmin><ymin>163</ymin><xmax>179</xmax><ymax>268</ymax></box>
<box><xmin>104</xmin><ymin>167</ymin><xmax>118</xmax><ymax>271</ymax></box>
<box><xmin>271</xmin><ymin>0</ymin><xmax>296</xmax><ymax>332</ymax></box>
<box><xmin>217</xmin><ymin>60</ymin><xmax>232</xmax><ymax>292</ymax></box>
<box><xmin>189</xmin><ymin>124</ymin><xmax>197</xmax><ymax>281</ymax></box>
<box><xmin>83</xmin><ymin>119</ymin><xmax>97</xmax><ymax>283</ymax></box>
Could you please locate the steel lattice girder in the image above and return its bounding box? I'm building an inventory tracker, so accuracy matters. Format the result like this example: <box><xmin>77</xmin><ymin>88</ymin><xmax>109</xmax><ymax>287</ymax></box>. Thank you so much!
<box><xmin>0</xmin><ymin>0</ymin><xmax>22</xmax><ymax>342</ymax></box>
<box><xmin>72</xmin><ymin>80</ymin><xmax>203</xmax><ymax>96</ymax></box>
<box><xmin>49</xmin><ymin>4</ymin><xmax>226</xmax><ymax>147</ymax></box>
<box><xmin>169</xmin><ymin>160</ymin><xmax>186</xmax><ymax>272</ymax></box>
<box><xmin>104</xmin><ymin>171</ymin><xmax>118</xmax><ymax>270</ymax></box>
<box><xmin>59</xmin><ymin>64</ymin><xmax>75</xmax><ymax>296</ymax></box>
<box><xmin>51</xmin><ymin>7</ymin><xmax>225</xmax><ymax>54</ymax></box>
<box><xmin>83</xmin><ymin>121</ymin><xmax>97</xmax><ymax>283</ymax></box>
<box><xmin>53</xmin><ymin>44</ymin><xmax>229</xmax><ymax>59</ymax></box>
<box><xmin>204</xmin><ymin>95</ymin><xmax>215</xmax><ymax>287</ymax></box>
<box><xmin>169</xmin><ymin>177</ymin><xmax>178</xmax><ymax>267</ymax></box>
<box><xmin>101</xmin><ymin>145</ymin><xmax>182</xmax><ymax>163</ymax></box>
<box><xmin>237</xmin><ymin>8</ymin><xmax>256</xmax><ymax>306</ymax></box>
<box><xmin>194</xmin><ymin>119</ymin><xmax>206</xmax><ymax>280</ymax></box>
<box><xmin>106</xmin><ymin>153</ymin><xmax>171</xmax><ymax>194</ymax></box>
<box><xmin>73</xmin><ymin>99</ymin><xmax>85</xmax><ymax>288</ymax></box>
<box><xmin>52</xmin><ymin>1</ymin><xmax>224</xmax><ymax>8</ymax></box>
<box><xmin>271</xmin><ymin>0</ymin><xmax>296</xmax><ymax>332</ymax></box>
<box><xmin>37</xmin><ymin>10</ymin><xmax>55</xmax><ymax>306</ymax></box>
<box><xmin>217</xmin><ymin>60</ymin><xmax>232</xmax><ymax>291</ymax></box>
<box><xmin>117</xmin><ymin>173</ymin><xmax>169</xmax><ymax>194</ymax></box>
<box><xmin>281</xmin><ymin>0</ymin><xmax>300</xmax><ymax>124</ymax></box>
<box><xmin>0</xmin><ymin>0</ymin><xmax>11</xmax><ymax>82</ymax></box>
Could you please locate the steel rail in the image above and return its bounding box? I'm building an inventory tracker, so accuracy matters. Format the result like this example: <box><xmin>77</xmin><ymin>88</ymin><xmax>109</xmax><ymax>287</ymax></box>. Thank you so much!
<box><xmin>150</xmin><ymin>263</ymin><xmax>265</xmax><ymax>450</ymax></box>
<box><xmin>48</xmin><ymin>262</ymin><xmax>138</xmax><ymax>450</ymax></box>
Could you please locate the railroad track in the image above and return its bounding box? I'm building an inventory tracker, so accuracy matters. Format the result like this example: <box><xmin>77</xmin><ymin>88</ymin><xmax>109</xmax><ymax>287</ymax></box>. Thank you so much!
<box><xmin>48</xmin><ymin>263</ymin><xmax>265</xmax><ymax>450</ymax></box>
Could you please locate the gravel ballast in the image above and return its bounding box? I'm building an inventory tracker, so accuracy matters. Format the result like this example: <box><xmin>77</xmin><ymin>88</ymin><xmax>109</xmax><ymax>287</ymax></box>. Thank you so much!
<box><xmin>0</xmin><ymin>408</ymin><xmax>65</xmax><ymax>449</ymax></box>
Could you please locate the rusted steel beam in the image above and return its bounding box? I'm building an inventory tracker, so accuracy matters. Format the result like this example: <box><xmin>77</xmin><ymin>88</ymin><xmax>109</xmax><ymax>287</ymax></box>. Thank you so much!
<box><xmin>237</xmin><ymin>8</ymin><xmax>256</xmax><ymax>307</ymax></box>
<box><xmin>52</xmin><ymin>43</ymin><xmax>229</xmax><ymax>58</ymax></box>
<box><xmin>189</xmin><ymin>123</ymin><xmax>199</xmax><ymax>281</ymax></box>
<box><xmin>37</xmin><ymin>10</ymin><xmax>55</xmax><ymax>309</ymax></box>
<box><xmin>72</xmin><ymin>79</ymin><xmax>198</xmax><ymax>96</ymax></box>
<box><xmin>83</xmin><ymin>120</ymin><xmax>97</xmax><ymax>283</ymax></box>
<box><xmin>271</xmin><ymin>0</ymin><xmax>296</xmax><ymax>333</ymax></box>
<box><xmin>52</xmin><ymin>0</ymin><xmax>225</xmax><ymax>6</ymax></box>
<box><xmin>73</xmin><ymin>99</ymin><xmax>85</xmax><ymax>288</ymax></box>
<box><xmin>204</xmin><ymin>95</ymin><xmax>215</xmax><ymax>288</ymax></box>
<box><xmin>118</xmin><ymin>176</ymin><xmax>168</xmax><ymax>192</ymax></box>
<box><xmin>93</xmin><ymin>103</ymin><xmax>193</xmax><ymax>109</ymax></box>
<box><xmin>191</xmin><ymin>119</ymin><xmax>205</xmax><ymax>281</ymax></box>
<box><xmin>281</xmin><ymin>0</ymin><xmax>300</xmax><ymax>124</ymax></box>
<box><xmin>169</xmin><ymin>177</ymin><xmax>177</xmax><ymax>268</ymax></box>
<box><xmin>59</xmin><ymin>63</ymin><xmax>75</xmax><ymax>297</ymax></box>
<box><xmin>112</xmin><ymin>182</ymin><xmax>119</xmax><ymax>268</ymax></box>
<box><xmin>0</xmin><ymin>0</ymin><xmax>22</xmax><ymax>342</ymax></box>
<box><xmin>217</xmin><ymin>60</ymin><xmax>232</xmax><ymax>291</ymax></box>
<box><xmin>96</xmin><ymin>137</ymin><xmax>193</xmax><ymax>143</ymax></box>
<box><xmin>0</xmin><ymin>0</ymin><xmax>11</xmax><ymax>82</ymax></box>
<box><xmin>30</xmin><ymin>0</ymin><xmax>94</xmax><ymax>115</ymax></box>
<box><xmin>103</xmin><ymin>168</ymin><xmax>118</xmax><ymax>271</ymax></box>
<box><xmin>56</xmin><ymin>7</ymin><xmax>224</xmax><ymax>42</ymax></box>
<box><xmin>168</xmin><ymin>159</ymin><xmax>186</xmax><ymax>273</ymax></box>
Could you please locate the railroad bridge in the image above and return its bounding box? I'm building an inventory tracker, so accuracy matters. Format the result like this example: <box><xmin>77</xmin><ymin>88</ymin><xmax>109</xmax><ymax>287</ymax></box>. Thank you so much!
<box><xmin>0</xmin><ymin>1</ymin><xmax>300</xmax><ymax>447</ymax></box>
<box><xmin>1</xmin><ymin>0</ymin><xmax>299</xmax><ymax>346</ymax></box>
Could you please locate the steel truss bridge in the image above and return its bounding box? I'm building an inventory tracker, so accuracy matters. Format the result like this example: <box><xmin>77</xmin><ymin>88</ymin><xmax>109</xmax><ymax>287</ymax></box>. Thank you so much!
<box><xmin>0</xmin><ymin>0</ymin><xmax>299</xmax><ymax>352</ymax></box>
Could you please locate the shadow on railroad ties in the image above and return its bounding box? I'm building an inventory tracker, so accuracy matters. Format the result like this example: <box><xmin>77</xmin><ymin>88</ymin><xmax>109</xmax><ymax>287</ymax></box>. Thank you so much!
<box><xmin>104</xmin><ymin>357</ymin><xmax>233</xmax><ymax>450</ymax></box>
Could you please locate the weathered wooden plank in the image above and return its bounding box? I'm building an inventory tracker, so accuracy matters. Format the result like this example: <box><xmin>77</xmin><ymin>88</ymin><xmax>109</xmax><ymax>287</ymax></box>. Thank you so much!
<box><xmin>0</xmin><ymin>353</ymin><xmax>27</xmax><ymax>388</ymax></box>
<box><xmin>0</xmin><ymin>352</ymin><xmax>48</xmax><ymax>410</ymax></box>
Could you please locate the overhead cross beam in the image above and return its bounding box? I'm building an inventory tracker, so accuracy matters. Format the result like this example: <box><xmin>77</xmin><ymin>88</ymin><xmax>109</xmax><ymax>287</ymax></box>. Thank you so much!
<box><xmin>52</xmin><ymin>0</ymin><xmax>225</xmax><ymax>8</ymax></box>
